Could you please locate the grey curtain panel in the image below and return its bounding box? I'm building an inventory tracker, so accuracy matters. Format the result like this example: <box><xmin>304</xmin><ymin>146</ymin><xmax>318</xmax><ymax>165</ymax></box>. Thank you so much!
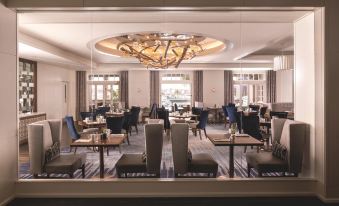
<box><xmin>120</xmin><ymin>71</ymin><xmax>129</xmax><ymax>108</ymax></box>
<box><xmin>224</xmin><ymin>70</ymin><xmax>234</xmax><ymax>105</ymax></box>
<box><xmin>150</xmin><ymin>71</ymin><xmax>160</xmax><ymax>107</ymax></box>
<box><xmin>193</xmin><ymin>70</ymin><xmax>203</xmax><ymax>103</ymax></box>
<box><xmin>76</xmin><ymin>71</ymin><xmax>87</xmax><ymax>120</ymax></box>
<box><xmin>266</xmin><ymin>70</ymin><xmax>277</xmax><ymax>103</ymax></box>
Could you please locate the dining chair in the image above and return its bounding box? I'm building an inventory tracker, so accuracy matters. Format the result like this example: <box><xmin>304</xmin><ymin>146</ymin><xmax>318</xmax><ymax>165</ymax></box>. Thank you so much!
<box><xmin>149</xmin><ymin>103</ymin><xmax>158</xmax><ymax>119</ymax></box>
<box><xmin>65</xmin><ymin>115</ymin><xmax>98</xmax><ymax>153</ymax></box>
<box><xmin>189</xmin><ymin>110</ymin><xmax>209</xmax><ymax>140</ymax></box>
<box><xmin>129</xmin><ymin>106</ymin><xmax>141</xmax><ymax>134</ymax></box>
<box><xmin>95</xmin><ymin>106</ymin><xmax>110</xmax><ymax>117</ymax></box>
<box><xmin>171</xmin><ymin>123</ymin><xmax>218</xmax><ymax>177</ymax></box>
<box><xmin>80</xmin><ymin>111</ymin><xmax>96</xmax><ymax>121</ymax></box>
<box><xmin>249</xmin><ymin>104</ymin><xmax>260</xmax><ymax>112</ymax></box>
<box><xmin>116</xmin><ymin>123</ymin><xmax>163</xmax><ymax>178</ymax></box>
<box><xmin>259</xmin><ymin>106</ymin><xmax>268</xmax><ymax>119</ymax></box>
<box><xmin>106</xmin><ymin>116</ymin><xmax>128</xmax><ymax>155</ymax></box>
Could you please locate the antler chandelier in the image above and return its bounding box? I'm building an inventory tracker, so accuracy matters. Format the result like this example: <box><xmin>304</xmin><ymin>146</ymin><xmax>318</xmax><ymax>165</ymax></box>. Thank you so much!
<box><xmin>95</xmin><ymin>32</ymin><xmax>227</xmax><ymax>69</ymax></box>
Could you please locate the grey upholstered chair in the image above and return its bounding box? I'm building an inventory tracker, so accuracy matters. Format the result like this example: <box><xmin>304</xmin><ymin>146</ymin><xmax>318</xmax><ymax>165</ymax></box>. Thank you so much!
<box><xmin>171</xmin><ymin>123</ymin><xmax>218</xmax><ymax>177</ymax></box>
<box><xmin>246</xmin><ymin>119</ymin><xmax>307</xmax><ymax>177</ymax></box>
<box><xmin>115</xmin><ymin>123</ymin><xmax>163</xmax><ymax>177</ymax></box>
<box><xmin>28</xmin><ymin>119</ymin><xmax>86</xmax><ymax>178</ymax></box>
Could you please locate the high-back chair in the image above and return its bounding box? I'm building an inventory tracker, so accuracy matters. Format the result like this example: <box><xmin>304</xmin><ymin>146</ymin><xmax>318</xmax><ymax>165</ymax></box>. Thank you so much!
<box><xmin>129</xmin><ymin>106</ymin><xmax>141</xmax><ymax>134</ymax></box>
<box><xmin>28</xmin><ymin>119</ymin><xmax>86</xmax><ymax>178</ymax></box>
<box><xmin>149</xmin><ymin>103</ymin><xmax>158</xmax><ymax>119</ymax></box>
<box><xmin>246</xmin><ymin>119</ymin><xmax>307</xmax><ymax>177</ymax></box>
<box><xmin>249</xmin><ymin>104</ymin><xmax>260</xmax><ymax>112</ymax></box>
<box><xmin>95</xmin><ymin>106</ymin><xmax>110</xmax><ymax>117</ymax></box>
<box><xmin>259</xmin><ymin>106</ymin><xmax>268</xmax><ymax>119</ymax></box>
<box><xmin>226</xmin><ymin>106</ymin><xmax>237</xmax><ymax>123</ymax></box>
<box><xmin>115</xmin><ymin>124</ymin><xmax>163</xmax><ymax>177</ymax></box>
<box><xmin>79</xmin><ymin>111</ymin><xmax>96</xmax><ymax>121</ymax></box>
<box><xmin>189</xmin><ymin>110</ymin><xmax>209</xmax><ymax>140</ymax></box>
<box><xmin>106</xmin><ymin>116</ymin><xmax>129</xmax><ymax>155</ymax></box>
<box><xmin>171</xmin><ymin>123</ymin><xmax>218</xmax><ymax>177</ymax></box>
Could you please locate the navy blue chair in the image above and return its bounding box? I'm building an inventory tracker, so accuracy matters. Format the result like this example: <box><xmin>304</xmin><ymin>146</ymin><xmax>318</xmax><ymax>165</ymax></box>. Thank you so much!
<box><xmin>249</xmin><ymin>104</ymin><xmax>260</xmax><ymax>112</ymax></box>
<box><xmin>65</xmin><ymin>115</ymin><xmax>98</xmax><ymax>153</ymax></box>
<box><xmin>106</xmin><ymin>116</ymin><xmax>128</xmax><ymax>155</ymax></box>
<box><xmin>80</xmin><ymin>111</ymin><xmax>96</xmax><ymax>121</ymax></box>
<box><xmin>191</xmin><ymin>107</ymin><xmax>202</xmax><ymax>122</ymax></box>
<box><xmin>226</xmin><ymin>106</ymin><xmax>237</xmax><ymax>124</ymax></box>
<box><xmin>129</xmin><ymin>106</ymin><xmax>141</xmax><ymax>134</ymax></box>
<box><xmin>95</xmin><ymin>107</ymin><xmax>110</xmax><ymax>117</ymax></box>
<box><xmin>259</xmin><ymin>106</ymin><xmax>268</xmax><ymax>119</ymax></box>
<box><xmin>190</xmin><ymin>110</ymin><xmax>209</xmax><ymax>140</ymax></box>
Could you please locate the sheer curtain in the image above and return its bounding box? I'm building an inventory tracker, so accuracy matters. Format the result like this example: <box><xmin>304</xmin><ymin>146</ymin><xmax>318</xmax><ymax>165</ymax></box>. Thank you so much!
<box><xmin>76</xmin><ymin>71</ymin><xmax>87</xmax><ymax>120</ymax></box>
<box><xmin>120</xmin><ymin>71</ymin><xmax>129</xmax><ymax>108</ymax></box>
<box><xmin>266</xmin><ymin>70</ymin><xmax>276</xmax><ymax>103</ymax></box>
<box><xmin>193</xmin><ymin>70</ymin><xmax>203</xmax><ymax>104</ymax></box>
<box><xmin>150</xmin><ymin>71</ymin><xmax>160</xmax><ymax>107</ymax></box>
<box><xmin>224</xmin><ymin>70</ymin><xmax>234</xmax><ymax>105</ymax></box>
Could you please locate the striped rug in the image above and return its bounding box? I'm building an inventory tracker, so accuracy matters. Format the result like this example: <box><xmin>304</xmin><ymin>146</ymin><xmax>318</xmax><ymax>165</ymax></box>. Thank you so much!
<box><xmin>20</xmin><ymin>124</ymin><xmax>277</xmax><ymax>179</ymax></box>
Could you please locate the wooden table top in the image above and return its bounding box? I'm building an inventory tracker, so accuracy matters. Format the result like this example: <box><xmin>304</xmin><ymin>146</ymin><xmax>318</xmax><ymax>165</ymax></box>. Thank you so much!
<box><xmin>71</xmin><ymin>134</ymin><xmax>126</xmax><ymax>147</ymax></box>
<box><xmin>207</xmin><ymin>133</ymin><xmax>264</xmax><ymax>146</ymax></box>
<box><xmin>78</xmin><ymin>120</ymin><xmax>107</xmax><ymax>127</ymax></box>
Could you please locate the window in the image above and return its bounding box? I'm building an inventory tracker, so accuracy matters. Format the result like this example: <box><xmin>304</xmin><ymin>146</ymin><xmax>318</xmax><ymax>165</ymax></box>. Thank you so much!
<box><xmin>88</xmin><ymin>74</ymin><xmax>120</xmax><ymax>107</ymax></box>
<box><xmin>233</xmin><ymin>72</ymin><xmax>266</xmax><ymax>107</ymax></box>
<box><xmin>160</xmin><ymin>72</ymin><xmax>192</xmax><ymax>111</ymax></box>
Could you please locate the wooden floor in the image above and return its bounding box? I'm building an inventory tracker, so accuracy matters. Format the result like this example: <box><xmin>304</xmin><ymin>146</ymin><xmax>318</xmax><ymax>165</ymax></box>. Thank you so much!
<box><xmin>8</xmin><ymin>197</ymin><xmax>333</xmax><ymax>206</ymax></box>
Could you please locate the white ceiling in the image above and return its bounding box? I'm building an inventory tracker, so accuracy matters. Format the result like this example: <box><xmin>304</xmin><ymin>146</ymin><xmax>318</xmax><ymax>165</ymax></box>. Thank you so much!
<box><xmin>17</xmin><ymin>11</ymin><xmax>311</xmax><ymax>70</ymax></box>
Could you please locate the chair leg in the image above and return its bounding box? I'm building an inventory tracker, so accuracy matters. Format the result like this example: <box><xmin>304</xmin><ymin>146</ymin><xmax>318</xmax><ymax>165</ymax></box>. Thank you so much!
<box><xmin>69</xmin><ymin>147</ymin><xmax>72</xmax><ymax>153</ymax></box>
<box><xmin>82</xmin><ymin>164</ymin><xmax>85</xmax><ymax>178</ymax></box>
<box><xmin>244</xmin><ymin>146</ymin><xmax>247</xmax><ymax>153</ymax></box>
<box><xmin>69</xmin><ymin>173</ymin><xmax>74</xmax><ymax>178</ymax></box>
<box><xmin>46</xmin><ymin>173</ymin><xmax>50</xmax><ymax>178</ymax></box>
<box><xmin>203</xmin><ymin>128</ymin><xmax>207</xmax><ymax>138</ymax></box>
<box><xmin>135</xmin><ymin>125</ymin><xmax>138</xmax><ymax>134</ymax></box>
<box><xmin>247</xmin><ymin>164</ymin><xmax>251</xmax><ymax>177</ymax></box>
<box><xmin>126</xmin><ymin>133</ymin><xmax>130</xmax><ymax>145</ymax></box>
<box><xmin>74</xmin><ymin>147</ymin><xmax>77</xmax><ymax>154</ymax></box>
<box><xmin>199</xmin><ymin>129</ymin><xmax>202</xmax><ymax>140</ymax></box>
<box><xmin>33</xmin><ymin>174</ymin><xmax>38</xmax><ymax>178</ymax></box>
<box><xmin>119</xmin><ymin>145</ymin><xmax>121</xmax><ymax>154</ymax></box>
<box><xmin>107</xmin><ymin>147</ymin><xmax>109</xmax><ymax>156</ymax></box>
<box><xmin>258</xmin><ymin>171</ymin><xmax>263</xmax><ymax>177</ymax></box>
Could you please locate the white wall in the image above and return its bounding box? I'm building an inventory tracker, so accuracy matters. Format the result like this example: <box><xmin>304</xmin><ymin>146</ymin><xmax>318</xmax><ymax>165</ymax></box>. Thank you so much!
<box><xmin>129</xmin><ymin>70</ymin><xmax>150</xmax><ymax>107</ymax></box>
<box><xmin>37</xmin><ymin>62</ymin><xmax>76</xmax><ymax>119</ymax></box>
<box><xmin>294</xmin><ymin>13</ymin><xmax>315</xmax><ymax>178</ymax></box>
<box><xmin>276</xmin><ymin>70</ymin><xmax>293</xmax><ymax>102</ymax></box>
<box><xmin>0</xmin><ymin>3</ymin><xmax>17</xmax><ymax>205</ymax></box>
<box><xmin>203</xmin><ymin>70</ymin><xmax>224</xmax><ymax>107</ymax></box>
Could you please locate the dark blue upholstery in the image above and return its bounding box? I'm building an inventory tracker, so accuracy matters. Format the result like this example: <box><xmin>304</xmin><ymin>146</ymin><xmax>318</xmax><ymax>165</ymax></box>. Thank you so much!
<box><xmin>65</xmin><ymin>116</ymin><xmax>80</xmax><ymax>140</ymax></box>
<box><xmin>222</xmin><ymin>105</ymin><xmax>228</xmax><ymax>118</ymax></box>
<box><xmin>174</xmin><ymin>103</ymin><xmax>178</xmax><ymax>112</ymax></box>
<box><xmin>242</xmin><ymin>115</ymin><xmax>262</xmax><ymax>140</ymax></box>
<box><xmin>95</xmin><ymin>107</ymin><xmax>110</xmax><ymax>117</ymax></box>
<box><xmin>106</xmin><ymin>116</ymin><xmax>125</xmax><ymax>134</ymax></box>
<box><xmin>122</xmin><ymin>111</ymin><xmax>131</xmax><ymax>132</ymax></box>
<box><xmin>191</xmin><ymin>107</ymin><xmax>202</xmax><ymax>121</ymax></box>
<box><xmin>197</xmin><ymin>110</ymin><xmax>209</xmax><ymax>130</ymax></box>
<box><xmin>228</xmin><ymin>103</ymin><xmax>236</xmax><ymax>107</ymax></box>
<box><xmin>226</xmin><ymin>106</ymin><xmax>237</xmax><ymax>123</ymax></box>
<box><xmin>130</xmin><ymin>107</ymin><xmax>141</xmax><ymax>125</ymax></box>
<box><xmin>157</xmin><ymin>108</ymin><xmax>170</xmax><ymax>129</ymax></box>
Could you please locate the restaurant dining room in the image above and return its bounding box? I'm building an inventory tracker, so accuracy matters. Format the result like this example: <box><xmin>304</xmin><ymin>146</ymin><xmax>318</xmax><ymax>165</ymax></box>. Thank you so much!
<box><xmin>15</xmin><ymin>9</ymin><xmax>318</xmax><ymax>182</ymax></box>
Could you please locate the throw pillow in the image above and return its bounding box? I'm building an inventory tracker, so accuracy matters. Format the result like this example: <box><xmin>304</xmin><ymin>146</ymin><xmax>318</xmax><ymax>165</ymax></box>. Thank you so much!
<box><xmin>272</xmin><ymin>140</ymin><xmax>287</xmax><ymax>161</ymax></box>
<box><xmin>45</xmin><ymin>142</ymin><xmax>60</xmax><ymax>163</ymax></box>
<box><xmin>142</xmin><ymin>152</ymin><xmax>147</xmax><ymax>162</ymax></box>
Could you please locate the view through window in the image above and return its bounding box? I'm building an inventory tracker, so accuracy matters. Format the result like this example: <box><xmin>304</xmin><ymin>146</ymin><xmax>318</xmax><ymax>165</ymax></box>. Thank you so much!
<box><xmin>88</xmin><ymin>74</ymin><xmax>120</xmax><ymax>107</ymax></box>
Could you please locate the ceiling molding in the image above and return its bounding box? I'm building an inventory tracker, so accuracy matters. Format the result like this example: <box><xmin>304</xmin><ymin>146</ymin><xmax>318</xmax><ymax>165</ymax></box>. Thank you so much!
<box><xmin>18</xmin><ymin>32</ymin><xmax>97</xmax><ymax>69</ymax></box>
<box><xmin>6</xmin><ymin>0</ymin><xmax>323</xmax><ymax>10</ymax></box>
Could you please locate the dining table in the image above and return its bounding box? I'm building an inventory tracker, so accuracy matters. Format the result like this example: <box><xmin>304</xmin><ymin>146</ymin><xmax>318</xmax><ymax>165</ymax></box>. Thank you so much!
<box><xmin>207</xmin><ymin>133</ymin><xmax>264</xmax><ymax>178</ymax></box>
<box><xmin>78</xmin><ymin>120</ymin><xmax>107</xmax><ymax>130</ymax></box>
<box><xmin>70</xmin><ymin>134</ymin><xmax>127</xmax><ymax>178</ymax></box>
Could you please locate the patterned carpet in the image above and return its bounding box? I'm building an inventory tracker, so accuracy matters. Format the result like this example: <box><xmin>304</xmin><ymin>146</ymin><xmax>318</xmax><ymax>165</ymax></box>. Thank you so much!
<box><xmin>20</xmin><ymin>124</ymin><xmax>270</xmax><ymax>179</ymax></box>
